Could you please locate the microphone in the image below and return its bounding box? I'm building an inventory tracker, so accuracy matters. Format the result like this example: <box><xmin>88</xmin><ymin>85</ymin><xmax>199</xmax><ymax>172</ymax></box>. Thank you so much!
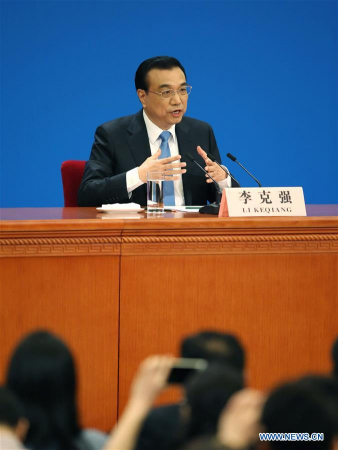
<box><xmin>186</xmin><ymin>153</ymin><xmax>222</xmax><ymax>194</ymax></box>
<box><xmin>206</xmin><ymin>153</ymin><xmax>240</xmax><ymax>187</ymax></box>
<box><xmin>186</xmin><ymin>153</ymin><xmax>221</xmax><ymax>215</ymax></box>
<box><xmin>227</xmin><ymin>153</ymin><xmax>262</xmax><ymax>187</ymax></box>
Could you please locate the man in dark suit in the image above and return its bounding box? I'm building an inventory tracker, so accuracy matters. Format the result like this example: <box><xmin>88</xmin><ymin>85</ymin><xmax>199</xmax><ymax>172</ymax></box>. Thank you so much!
<box><xmin>78</xmin><ymin>56</ymin><xmax>235</xmax><ymax>207</ymax></box>
<box><xmin>135</xmin><ymin>331</ymin><xmax>246</xmax><ymax>450</ymax></box>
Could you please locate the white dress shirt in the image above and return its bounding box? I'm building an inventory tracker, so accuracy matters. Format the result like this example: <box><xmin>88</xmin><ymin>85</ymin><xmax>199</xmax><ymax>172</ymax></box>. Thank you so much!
<box><xmin>126</xmin><ymin>110</ymin><xmax>231</xmax><ymax>205</ymax></box>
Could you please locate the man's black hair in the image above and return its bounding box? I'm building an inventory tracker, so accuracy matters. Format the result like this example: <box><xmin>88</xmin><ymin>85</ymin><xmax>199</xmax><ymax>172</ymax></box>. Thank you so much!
<box><xmin>135</xmin><ymin>56</ymin><xmax>187</xmax><ymax>91</ymax></box>
<box><xmin>0</xmin><ymin>387</ymin><xmax>25</xmax><ymax>428</ymax></box>
<box><xmin>7</xmin><ymin>330</ymin><xmax>81</xmax><ymax>450</ymax></box>
<box><xmin>262</xmin><ymin>378</ymin><xmax>337</xmax><ymax>450</ymax></box>
<box><xmin>181</xmin><ymin>331</ymin><xmax>245</xmax><ymax>372</ymax></box>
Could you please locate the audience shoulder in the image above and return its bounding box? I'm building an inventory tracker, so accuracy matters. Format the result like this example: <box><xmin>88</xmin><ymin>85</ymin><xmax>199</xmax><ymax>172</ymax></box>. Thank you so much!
<box><xmin>97</xmin><ymin>113</ymin><xmax>138</xmax><ymax>134</ymax></box>
<box><xmin>182</xmin><ymin>116</ymin><xmax>213</xmax><ymax>131</ymax></box>
<box><xmin>75</xmin><ymin>428</ymin><xmax>108</xmax><ymax>449</ymax></box>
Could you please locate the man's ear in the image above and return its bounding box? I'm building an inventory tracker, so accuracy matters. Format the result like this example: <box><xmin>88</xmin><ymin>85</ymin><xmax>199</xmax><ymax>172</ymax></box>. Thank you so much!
<box><xmin>15</xmin><ymin>418</ymin><xmax>29</xmax><ymax>442</ymax></box>
<box><xmin>137</xmin><ymin>89</ymin><xmax>147</xmax><ymax>108</ymax></box>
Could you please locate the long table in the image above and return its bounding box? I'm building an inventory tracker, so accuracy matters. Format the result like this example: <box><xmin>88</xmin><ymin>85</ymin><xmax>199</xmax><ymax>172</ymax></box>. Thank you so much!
<box><xmin>1</xmin><ymin>206</ymin><xmax>337</xmax><ymax>431</ymax></box>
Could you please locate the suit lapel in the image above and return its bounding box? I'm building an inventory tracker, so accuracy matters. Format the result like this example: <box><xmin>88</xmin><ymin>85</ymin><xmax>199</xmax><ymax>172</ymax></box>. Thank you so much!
<box><xmin>125</xmin><ymin>110</ymin><xmax>150</xmax><ymax>200</ymax></box>
<box><xmin>176</xmin><ymin>119</ymin><xmax>194</xmax><ymax>205</ymax></box>
<box><xmin>126</xmin><ymin>110</ymin><xmax>151</xmax><ymax>168</ymax></box>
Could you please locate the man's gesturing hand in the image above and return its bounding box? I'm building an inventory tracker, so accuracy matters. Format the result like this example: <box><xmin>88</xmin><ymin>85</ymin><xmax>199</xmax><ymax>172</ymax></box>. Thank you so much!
<box><xmin>138</xmin><ymin>149</ymin><xmax>187</xmax><ymax>183</ymax></box>
<box><xmin>197</xmin><ymin>146</ymin><xmax>227</xmax><ymax>183</ymax></box>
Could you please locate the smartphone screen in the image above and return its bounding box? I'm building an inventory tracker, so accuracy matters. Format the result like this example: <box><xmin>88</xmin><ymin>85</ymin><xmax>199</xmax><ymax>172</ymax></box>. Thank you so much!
<box><xmin>167</xmin><ymin>358</ymin><xmax>208</xmax><ymax>384</ymax></box>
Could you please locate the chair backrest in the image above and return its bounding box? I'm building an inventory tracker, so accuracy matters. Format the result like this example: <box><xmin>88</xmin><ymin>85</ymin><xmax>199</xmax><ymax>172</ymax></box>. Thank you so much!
<box><xmin>61</xmin><ymin>160</ymin><xmax>86</xmax><ymax>207</ymax></box>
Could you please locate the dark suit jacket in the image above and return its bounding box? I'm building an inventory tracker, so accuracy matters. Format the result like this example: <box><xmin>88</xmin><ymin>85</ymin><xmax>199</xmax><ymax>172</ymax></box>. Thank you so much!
<box><xmin>78</xmin><ymin>110</ymin><xmax>226</xmax><ymax>207</ymax></box>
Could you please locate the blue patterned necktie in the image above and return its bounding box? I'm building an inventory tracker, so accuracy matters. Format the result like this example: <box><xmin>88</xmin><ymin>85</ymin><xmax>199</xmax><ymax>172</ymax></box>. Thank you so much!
<box><xmin>159</xmin><ymin>131</ymin><xmax>175</xmax><ymax>206</ymax></box>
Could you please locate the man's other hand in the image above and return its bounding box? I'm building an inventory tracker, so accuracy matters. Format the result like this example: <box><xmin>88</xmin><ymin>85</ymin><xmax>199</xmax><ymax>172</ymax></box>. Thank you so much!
<box><xmin>197</xmin><ymin>146</ymin><xmax>227</xmax><ymax>183</ymax></box>
<box><xmin>138</xmin><ymin>149</ymin><xmax>187</xmax><ymax>183</ymax></box>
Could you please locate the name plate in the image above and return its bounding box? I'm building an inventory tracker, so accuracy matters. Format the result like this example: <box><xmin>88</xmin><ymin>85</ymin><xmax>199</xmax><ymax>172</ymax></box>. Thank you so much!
<box><xmin>219</xmin><ymin>187</ymin><xmax>306</xmax><ymax>217</ymax></box>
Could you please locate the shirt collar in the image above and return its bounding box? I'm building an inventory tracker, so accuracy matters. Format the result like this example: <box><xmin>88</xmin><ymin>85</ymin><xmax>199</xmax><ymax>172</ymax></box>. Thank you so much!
<box><xmin>143</xmin><ymin>110</ymin><xmax>177</xmax><ymax>144</ymax></box>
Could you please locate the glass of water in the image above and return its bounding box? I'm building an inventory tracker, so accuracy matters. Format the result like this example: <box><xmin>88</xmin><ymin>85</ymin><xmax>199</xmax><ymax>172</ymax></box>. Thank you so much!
<box><xmin>147</xmin><ymin>172</ymin><xmax>164</xmax><ymax>213</ymax></box>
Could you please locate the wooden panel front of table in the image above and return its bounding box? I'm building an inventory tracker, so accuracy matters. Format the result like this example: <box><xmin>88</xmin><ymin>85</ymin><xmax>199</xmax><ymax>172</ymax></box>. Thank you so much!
<box><xmin>1</xmin><ymin>206</ymin><xmax>337</xmax><ymax>430</ymax></box>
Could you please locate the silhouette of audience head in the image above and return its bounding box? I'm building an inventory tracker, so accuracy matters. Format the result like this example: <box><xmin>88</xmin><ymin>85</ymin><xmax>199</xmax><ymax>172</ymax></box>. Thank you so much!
<box><xmin>6</xmin><ymin>330</ymin><xmax>81</xmax><ymax>450</ymax></box>
<box><xmin>182</xmin><ymin>364</ymin><xmax>244</xmax><ymax>442</ymax></box>
<box><xmin>181</xmin><ymin>331</ymin><xmax>245</xmax><ymax>372</ymax></box>
<box><xmin>262</xmin><ymin>377</ymin><xmax>338</xmax><ymax>450</ymax></box>
<box><xmin>0</xmin><ymin>386</ymin><xmax>29</xmax><ymax>442</ymax></box>
<box><xmin>296</xmin><ymin>375</ymin><xmax>338</xmax><ymax>436</ymax></box>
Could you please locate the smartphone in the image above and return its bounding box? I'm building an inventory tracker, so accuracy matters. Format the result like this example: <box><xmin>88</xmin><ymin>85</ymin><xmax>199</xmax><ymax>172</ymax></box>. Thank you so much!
<box><xmin>167</xmin><ymin>358</ymin><xmax>208</xmax><ymax>384</ymax></box>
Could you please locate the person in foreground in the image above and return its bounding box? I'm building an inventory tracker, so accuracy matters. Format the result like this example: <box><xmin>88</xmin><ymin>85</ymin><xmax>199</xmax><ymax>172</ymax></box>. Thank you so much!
<box><xmin>262</xmin><ymin>376</ymin><xmax>338</xmax><ymax>450</ymax></box>
<box><xmin>0</xmin><ymin>387</ymin><xmax>29</xmax><ymax>449</ymax></box>
<box><xmin>181</xmin><ymin>388</ymin><xmax>265</xmax><ymax>450</ymax></box>
<box><xmin>103</xmin><ymin>355</ymin><xmax>175</xmax><ymax>450</ymax></box>
<box><xmin>6</xmin><ymin>330</ymin><xmax>107</xmax><ymax>450</ymax></box>
<box><xmin>136</xmin><ymin>330</ymin><xmax>246</xmax><ymax>450</ymax></box>
<box><xmin>180</xmin><ymin>364</ymin><xmax>245</xmax><ymax>446</ymax></box>
<box><xmin>103</xmin><ymin>356</ymin><xmax>256</xmax><ymax>450</ymax></box>
<box><xmin>78</xmin><ymin>56</ymin><xmax>237</xmax><ymax>207</ymax></box>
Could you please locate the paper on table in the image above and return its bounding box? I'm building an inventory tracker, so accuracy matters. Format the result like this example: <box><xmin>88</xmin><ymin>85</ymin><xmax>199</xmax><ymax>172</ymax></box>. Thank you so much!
<box><xmin>98</xmin><ymin>214</ymin><xmax>141</xmax><ymax>219</ymax></box>
<box><xmin>101</xmin><ymin>202</ymin><xmax>142</xmax><ymax>210</ymax></box>
<box><xmin>164</xmin><ymin>206</ymin><xmax>202</xmax><ymax>213</ymax></box>
<box><xmin>97</xmin><ymin>203</ymin><xmax>144</xmax><ymax>213</ymax></box>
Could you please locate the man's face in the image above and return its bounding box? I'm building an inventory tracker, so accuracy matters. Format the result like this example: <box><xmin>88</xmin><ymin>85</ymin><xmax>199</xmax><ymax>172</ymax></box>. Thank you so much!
<box><xmin>137</xmin><ymin>67</ymin><xmax>188</xmax><ymax>130</ymax></box>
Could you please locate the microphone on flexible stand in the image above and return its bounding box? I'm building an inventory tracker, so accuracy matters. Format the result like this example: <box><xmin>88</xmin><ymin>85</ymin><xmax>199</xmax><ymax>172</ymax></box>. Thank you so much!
<box><xmin>226</xmin><ymin>153</ymin><xmax>262</xmax><ymax>187</ymax></box>
<box><xmin>206</xmin><ymin>153</ymin><xmax>241</xmax><ymax>187</ymax></box>
<box><xmin>186</xmin><ymin>153</ymin><xmax>221</xmax><ymax>215</ymax></box>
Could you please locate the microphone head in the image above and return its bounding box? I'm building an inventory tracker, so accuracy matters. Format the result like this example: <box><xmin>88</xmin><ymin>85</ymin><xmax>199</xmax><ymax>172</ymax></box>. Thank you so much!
<box><xmin>227</xmin><ymin>153</ymin><xmax>237</xmax><ymax>162</ymax></box>
<box><xmin>206</xmin><ymin>152</ymin><xmax>216</xmax><ymax>162</ymax></box>
<box><xmin>186</xmin><ymin>153</ymin><xmax>195</xmax><ymax>162</ymax></box>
